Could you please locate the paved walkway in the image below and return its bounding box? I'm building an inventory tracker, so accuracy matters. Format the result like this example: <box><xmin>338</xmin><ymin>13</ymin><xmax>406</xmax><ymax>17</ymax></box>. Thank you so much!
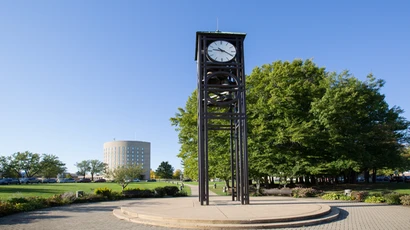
<box><xmin>1</xmin><ymin>185</ymin><xmax>410</xmax><ymax>229</ymax></box>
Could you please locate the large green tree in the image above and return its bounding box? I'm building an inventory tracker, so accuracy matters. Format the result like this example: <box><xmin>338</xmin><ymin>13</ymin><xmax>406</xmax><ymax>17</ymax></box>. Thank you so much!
<box><xmin>0</xmin><ymin>156</ymin><xmax>19</xmax><ymax>178</ymax></box>
<box><xmin>170</xmin><ymin>91</ymin><xmax>199</xmax><ymax>180</ymax></box>
<box><xmin>75</xmin><ymin>160</ymin><xmax>91</xmax><ymax>178</ymax></box>
<box><xmin>172</xmin><ymin>59</ymin><xmax>410</xmax><ymax>185</ymax></box>
<box><xmin>312</xmin><ymin>72</ymin><xmax>410</xmax><ymax>182</ymax></box>
<box><xmin>155</xmin><ymin>161</ymin><xmax>174</xmax><ymax>179</ymax></box>
<box><xmin>246</xmin><ymin>60</ymin><xmax>328</xmax><ymax>183</ymax></box>
<box><xmin>40</xmin><ymin>154</ymin><xmax>66</xmax><ymax>179</ymax></box>
<box><xmin>10</xmin><ymin>151</ymin><xmax>43</xmax><ymax>177</ymax></box>
<box><xmin>89</xmin><ymin>159</ymin><xmax>107</xmax><ymax>181</ymax></box>
<box><xmin>0</xmin><ymin>152</ymin><xmax>66</xmax><ymax>178</ymax></box>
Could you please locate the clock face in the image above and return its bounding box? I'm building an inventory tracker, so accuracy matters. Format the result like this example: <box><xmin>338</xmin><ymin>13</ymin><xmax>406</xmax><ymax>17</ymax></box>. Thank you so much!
<box><xmin>207</xmin><ymin>40</ymin><xmax>237</xmax><ymax>62</ymax></box>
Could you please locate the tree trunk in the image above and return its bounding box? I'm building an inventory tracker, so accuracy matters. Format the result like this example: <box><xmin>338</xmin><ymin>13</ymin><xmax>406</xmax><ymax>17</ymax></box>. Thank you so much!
<box><xmin>310</xmin><ymin>176</ymin><xmax>317</xmax><ymax>185</ymax></box>
<box><xmin>364</xmin><ymin>169</ymin><xmax>370</xmax><ymax>183</ymax></box>
<box><xmin>372</xmin><ymin>168</ymin><xmax>377</xmax><ymax>183</ymax></box>
<box><xmin>256</xmin><ymin>179</ymin><xmax>261</xmax><ymax>195</ymax></box>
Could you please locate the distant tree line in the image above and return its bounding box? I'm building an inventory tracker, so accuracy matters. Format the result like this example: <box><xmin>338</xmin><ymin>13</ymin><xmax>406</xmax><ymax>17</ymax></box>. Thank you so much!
<box><xmin>75</xmin><ymin>160</ymin><xmax>107</xmax><ymax>181</ymax></box>
<box><xmin>171</xmin><ymin>59</ymin><xmax>410</xmax><ymax>186</ymax></box>
<box><xmin>0</xmin><ymin>151</ymin><xmax>66</xmax><ymax>178</ymax></box>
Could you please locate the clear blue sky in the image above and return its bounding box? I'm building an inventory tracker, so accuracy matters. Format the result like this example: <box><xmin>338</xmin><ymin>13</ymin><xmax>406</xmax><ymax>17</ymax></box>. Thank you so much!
<box><xmin>1</xmin><ymin>1</ymin><xmax>409</xmax><ymax>174</ymax></box>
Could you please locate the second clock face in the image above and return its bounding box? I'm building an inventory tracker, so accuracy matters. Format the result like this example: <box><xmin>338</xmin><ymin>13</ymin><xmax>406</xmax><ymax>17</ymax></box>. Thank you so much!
<box><xmin>207</xmin><ymin>40</ymin><xmax>237</xmax><ymax>62</ymax></box>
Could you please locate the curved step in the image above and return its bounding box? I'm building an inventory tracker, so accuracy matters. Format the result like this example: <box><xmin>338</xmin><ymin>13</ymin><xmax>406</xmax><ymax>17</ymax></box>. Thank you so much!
<box><xmin>113</xmin><ymin>206</ymin><xmax>340</xmax><ymax>229</ymax></box>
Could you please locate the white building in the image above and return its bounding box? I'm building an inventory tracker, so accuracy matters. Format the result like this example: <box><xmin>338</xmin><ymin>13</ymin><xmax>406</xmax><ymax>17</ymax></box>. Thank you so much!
<box><xmin>103</xmin><ymin>140</ymin><xmax>151</xmax><ymax>179</ymax></box>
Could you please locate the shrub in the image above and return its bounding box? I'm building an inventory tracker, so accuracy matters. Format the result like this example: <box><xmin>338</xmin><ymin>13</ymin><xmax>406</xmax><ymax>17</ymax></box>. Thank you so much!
<box><xmin>46</xmin><ymin>194</ymin><xmax>65</xmax><ymax>207</ymax></box>
<box><xmin>364</xmin><ymin>196</ymin><xmax>385</xmax><ymax>203</ymax></box>
<box><xmin>26</xmin><ymin>197</ymin><xmax>47</xmax><ymax>209</ymax></box>
<box><xmin>154</xmin><ymin>187</ymin><xmax>166</xmax><ymax>197</ymax></box>
<box><xmin>293</xmin><ymin>188</ymin><xmax>321</xmax><ymax>198</ymax></box>
<box><xmin>74</xmin><ymin>194</ymin><xmax>105</xmax><ymax>203</ymax></box>
<box><xmin>110</xmin><ymin>191</ymin><xmax>124</xmax><ymax>200</ymax></box>
<box><xmin>8</xmin><ymin>197</ymin><xmax>29</xmax><ymax>204</ymax></box>
<box><xmin>123</xmin><ymin>188</ymin><xmax>154</xmax><ymax>198</ymax></box>
<box><xmin>164</xmin><ymin>186</ymin><xmax>180</xmax><ymax>196</ymax></box>
<box><xmin>321</xmin><ymin>193</ymin><xmax>340</xmax><ymax>200</ymax></box>
<box><xmin>61</xmin><ymin>192</ymin><xmax>76</xmax><ymax>203</ymax></box>
<box><xmin>94</xmin><ymin>187</ymin><xmax>112</xmax><ymax>198</ymax></box>
<box><xmin>371</xmin><ymin>192</ymin><xmax>383</xmax><ymax>197</ymax></box>
<box><xmin>173</xmin><ymin>190</ymin><xmax>188</xmax><ymax>197</ymax></box>
<box><xmin>383</xmin><ymin>193</ymin><xmax>402</xmax><ymax>205</ymax></box>
<box><xmin>0</xmin><ymin>201</ymin><xmax>16</xmax><ymax>217</ymax></box>
<box><xmin>14</xmin><ymin>203</ymin><xmax>35</xmax><ymax>212</ymax></box>
<box><xmin>400</xmin><ymin>195</ymin><xmax>410</xmax><ymax>206</ymax></box>
<box><xmin>338</xmin><ymin>195</ymin><xmax>353</xmax><ymax>201</ymax></box>
<box><xmin>351</xmin><ymin>191</ymin><xmax>369</xmax><ymax>202</ymax></box>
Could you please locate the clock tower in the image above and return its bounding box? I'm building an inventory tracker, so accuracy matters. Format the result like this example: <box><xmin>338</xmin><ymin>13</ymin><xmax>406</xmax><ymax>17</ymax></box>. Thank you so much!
<box><xmin>195</xmin><ymin>31</ymin><xmax>249</xmax><ymax>205</ymax></box>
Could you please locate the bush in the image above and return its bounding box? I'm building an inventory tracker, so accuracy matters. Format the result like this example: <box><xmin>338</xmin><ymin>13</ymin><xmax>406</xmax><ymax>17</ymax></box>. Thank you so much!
<box><xmin>351</xmin><ymin>191</ymin><xmax>369</xmax><ymax>202</ymax></box>
<box><xmin>8</xmin><ymin>197</ymin><xmax>29</xmax><ymax>204</ymax></box>
<box><xmin>154</xmin><ymin>187</ymin><xmax>166</xmax><ymax>197</ymax></box>
<box><xmin>94</xmin><ymin>187</ymin><xmax>112</xmax><ymax>198</ymax></box>
<box><xmin>338</xmin><ymin>195</ymin><xmax>353</xmax><ymax>201</ymax></box>
<box><xmin>383</xmin><ymin>193</ymin><xmax>402</xmax><ymax>205</ymax></box>
<box><xmin>173</xmin><ymin>190</ymin><xmax>188</xmax><ymax>197</ymax></box>
<box><xmin>0</xmin><ymin>201</ymin><xmax>16</xmax><ymax>217</ymax></box>
<box><xmin>74</xmin><ymin>193</ymin><xmax>105</xmax><ymax>203</ymax></box>
<box><xmin>293</xmin><ymin>188</ymin><xmax>321</xmax><ymax>198</ymax></box>
<box><xmin>164</xmin><ymin>186</ymin><xmax>180</xmax><ymax>196</ymax></box>
<box><xmin>61</xmin><ymin>192</ymin><xmax>76</xmax><ymax>203</ymax></box>
<box><xmin>123</xmin><ymin>188</ymin><xmax>154</xmax><ymax>198</ymax></box>
<box><xmin>26</xmin><ymin>197</ymin><xmax>47</xmax><ymax>209</ymax></box>
<box><xmin>46</xmin><ymin>194</ymin><xmax>66</xmax><ymax>207</ymax></box>
<box><xmin>110</xmin><ymin>191</ymin><xmax>124</xmax><ymax>200</ymax></box>
<box><xmin>364</xmin><ymin>196</ymin><xmax>385</xmax><ymax>203</ymax></box>
<box><xmin>400</xmin><ymin>195</ymin><xmax>410</xmax><ymax>206</ymax></box>
<box><xmin>321</xmin><ymin>193</ymin><xmax>340</xmax><ymax>200</ymax></box>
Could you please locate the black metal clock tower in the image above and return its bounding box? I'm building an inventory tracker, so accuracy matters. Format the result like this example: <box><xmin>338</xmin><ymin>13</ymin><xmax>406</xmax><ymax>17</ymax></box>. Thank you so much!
<box><xmin>195</xmin><ymin>31</ymin><xmax>249</xmax><ymax>205</ymax></box>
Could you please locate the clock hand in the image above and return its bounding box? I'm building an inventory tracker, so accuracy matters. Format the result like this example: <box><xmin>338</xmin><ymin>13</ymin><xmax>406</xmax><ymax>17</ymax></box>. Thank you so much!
<box><xmin>218</xmin><ymin>48</ymin><xmax>234</xmax><ymax>57</ymax></box>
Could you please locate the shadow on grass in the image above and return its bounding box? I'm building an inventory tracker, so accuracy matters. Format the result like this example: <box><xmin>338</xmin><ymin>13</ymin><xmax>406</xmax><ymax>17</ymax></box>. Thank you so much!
<box><xmin>0</xmin><ymin>187</ymin><xmax>62</xmax><ymax>195</ymax></box>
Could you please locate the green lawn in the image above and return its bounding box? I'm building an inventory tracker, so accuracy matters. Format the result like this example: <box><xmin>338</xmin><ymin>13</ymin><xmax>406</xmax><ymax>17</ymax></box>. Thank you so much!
<box><xmin>0</xmin><ymin>182</ymin><xmax>191</xmax><ymax>200</ymax></box>
<box><xmin>2</xmin><ymin>181</ymin><xmax>408</xmax><ymax>201</ymax></box>
<box><xmin>183</xmin><ymin>181</ymin><xmax>410</xmax><ymax>196</ymax></box>
<box><xmin>315</xmin><ymin>182</ymin><xmax>410</xmax><ymax>195</ymax></box>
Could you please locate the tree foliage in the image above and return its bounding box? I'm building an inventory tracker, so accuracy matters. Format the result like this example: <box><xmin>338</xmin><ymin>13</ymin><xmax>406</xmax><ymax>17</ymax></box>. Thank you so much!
<box><xmin>155</xmin><ymin>161</ymin><xmax>174</xmax><ymax>179</ymax></box>
<box><xmin>0</xmin><ymin>151</ymin><xmax>66</xmax><ymax>178</ymax></box>
<box><xmin>171</xmin><ymin>59</ymin><xmax>410</xmax><ymax>184</ymax></box>
<box><xmin>89</xmin><ymin>159</ymin><xmax>107</xmax><ymax>181</ymax></box>
<box><xmin>40</xmin><ymin>154</ymin><xmax>66</xmax><ymax>178</ymax></box>
<box><xmin>173</xmin><ymin>169</ymin><xmax>182</xmax><ymax>179</ymax></box>
<box><xmin>75</xmin><ymin>160</ymin><xmax>91</xmax><ymax>178</ymax></box>
<box><xmin>107</xmin><ymin>165</ymin><xmax>144</xmax><ymax>190</ymax></box>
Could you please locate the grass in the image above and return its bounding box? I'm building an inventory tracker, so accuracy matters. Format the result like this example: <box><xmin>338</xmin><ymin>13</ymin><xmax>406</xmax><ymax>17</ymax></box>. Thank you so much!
<box><xmin>183</xmin><ymin>181</ymin><xmax>410</xmax><ymax>196</ymax></box>
<box><xmin>0</xmin><ymin>182</ymin><xmax>191</xmax><ymax>200</ymax></box>
<box><xmin>2</xmin><ymin>181</ymin><xmax>408</xmax><ymax>201</ymax></box>
<box><xmin>316</xmin><ymin>182</ymin><xmax>410</xmax><ymax>195</ymax></box>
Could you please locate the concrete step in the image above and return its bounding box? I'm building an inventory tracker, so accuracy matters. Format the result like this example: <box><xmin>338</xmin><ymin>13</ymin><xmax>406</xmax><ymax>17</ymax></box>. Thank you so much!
<box><xmin>113</xmin><ymin>207</ymin><xmax>340</xmax><ymax>229</ymax></box>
